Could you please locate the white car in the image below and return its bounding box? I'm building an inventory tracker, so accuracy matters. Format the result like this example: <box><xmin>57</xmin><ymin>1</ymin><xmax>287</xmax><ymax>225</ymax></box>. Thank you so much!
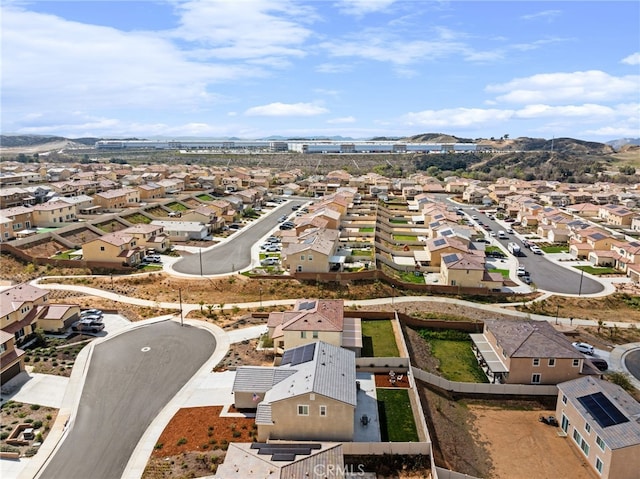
<box><xmin>517</xmin><ymin>265</ymin><xmax>526</xmax><ymax>276</ymax></box>
<box><xmin>530</xmin><ymin>245</ymin><xmax>543</xmax><ymax>255</ymax></box>
<box><xmin>572</xmin><ymin>342</ymin><xmax>594</xmax><ymax>355</ymax></box>
<box><xmin>260</xmin><ymin>257</ymin><xmax>279</xmax><ymax>266</ymax></box>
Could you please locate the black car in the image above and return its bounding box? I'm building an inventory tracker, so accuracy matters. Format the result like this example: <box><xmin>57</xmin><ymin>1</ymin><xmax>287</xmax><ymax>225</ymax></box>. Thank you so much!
<box><xmin>589</xmin><ymin>358</ymin><xmax>608</xmax><ymax>371</ymax></box>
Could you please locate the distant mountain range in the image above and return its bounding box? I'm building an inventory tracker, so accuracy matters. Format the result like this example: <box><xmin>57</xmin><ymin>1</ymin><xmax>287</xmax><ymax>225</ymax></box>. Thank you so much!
<box><xmin>1</xmin><ymin>133</ymin><xmax>639</xmax><ymax>152</ymax></box>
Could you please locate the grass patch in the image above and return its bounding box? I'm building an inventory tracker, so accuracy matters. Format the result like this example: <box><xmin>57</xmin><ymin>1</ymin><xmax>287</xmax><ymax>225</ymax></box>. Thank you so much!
<box><xmin>398</xmin><ymin>270</ymin><xmax>426</xmax><ymax>284</ymax></box>
<box><xmin>487</xmin><ymin>268</ymin><xmax>510</xmax><ymax>278</ymax></box>
<box><xmin>123</xmin><ymin>213</ymin><xmax>151</xmax><ymax>224</ymax></box>
<box><xmin>393</xmin><ymin>235</ymin><xmax>418</xmax><ymax>241</ymax></box>
<box><xmin>351</xmin><ymin>249</ymin><xmax>373</xmax><ymax>257</ymax></box>
<box><xmin>51</xmin><ymin>250</ymin><xmax>74</xmax><ymax>260</ymax></box>
<box><xmin>361</xmin><ymin>320</ymin><xmax>400</xmax><ymax>357</ymax></box>
<box><xmin>359</xmin><ymin>227</ymin><xmax>374</xmax><ymax>233</ymax></box>
<box><xmin>418</xmin><ymin>329</ymin><xmax>488</xmax><ymax>383</ymax></box>
<box><xmin>485</xmin><ymin>246</ymin><xmax>502</xmax><ymax>253</ymax></box>
<box><xmin>196</xmin><ymin>194</ymin><xmax>214</xmax><ymax>201</ymax></box>
<box><xmin>390</xmin><ymin>219</ymin><xmax>408</xmax><ymax>224</ymax></box>
<box><xmin>138</xmin><ymin>264</ymin><xmax>163</xmax><ymax>272</ymax></box>
<box><xmin>377</xmin><ymin>389</ymin><xmax>419</xmax><ymax>442</ymax></box>
<box><xmin>167</xmin><ymin>202</ymin><xmax>189</xmax><ymax>212</ymax></box>
<box><xmin>574</xmin><ymin>265</ymin><xmax>621</xmax><ymax>275</ymax></box>
<box><xmin>541</xmin><ymin>245</ymin><xmax>568</xmax><ymax>253</ymax></box>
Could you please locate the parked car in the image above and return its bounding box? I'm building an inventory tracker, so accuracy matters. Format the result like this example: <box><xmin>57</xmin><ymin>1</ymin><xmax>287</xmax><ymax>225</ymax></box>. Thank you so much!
<box><xmin>72</xmin><ymin>318</ymin><xmax>105</xmax><ymax>333</ymax></box>
<box><xmin>81</xmin><ymin>309</ymin><xmax>103</xmax><ymax>317</ymax></box>
<box><xmin>278</xmin><ymin>215</ymin><xmax>288</xmax><ymax>223</ymax></box>
<box><xmin>572</xmin><ymin>342</ymin><xmax>595</xmax><ymax>355</ymax></box>
<box><xmin>530</xmin><ymin>245</ymin><xmax>543</xmax><ymax>255</ymax></box>
<box><xmin>517</xmin><ymin>265</ymin><xmax>527</xmax><ymax>276</ymax></box>
<box><xmin>589</xmin><ymin>358</ymin><xmax>609</xmax><ymax>371</ymax></box>
<box><xmin>506</xmin><ymin>228</ymin><xmax>515</xmax><ymax>234</ymax></box>
<box><xmin>522</xmin><ymin>274</ymin><xmax>532</xmax><ymax>284</ymax></box>
<box><xmin>260</xmin><ymin>257</ymin><xmax>279</xmax><ymax>266</ymax></box>
<box><xmin>143</xmin><ymin>255</ymin><xmax>162</xmax><ymax>263</ymax></box>
<box><xmin>266</xmin><ymin>236</ymin><xmax>280</xmax><ymax>243</ymax></box>
<box><xmin>263</xmin><ymin>244</ymin><xmax>281</xmax><ymax>252</ymax></box>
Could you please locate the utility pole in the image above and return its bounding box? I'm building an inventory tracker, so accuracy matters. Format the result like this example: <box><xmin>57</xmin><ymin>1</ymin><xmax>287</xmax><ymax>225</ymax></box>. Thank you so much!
<box><xmin>199</xmin><ymin>248</ymin><xmax>203</xmax><ymax>276</ymax></box>
<box><xmin>578</xmin><ymin>270</ymin><xmax>584</xmax><ymax>296</ymax></box>
<box><xmin>179</xmin><ymin>288</ymin><xmax>184</xmax><ymax>327</ymax></box>
<box><xmin>555</xmin><ymin>304</ymin><xmax>560</xmax><ymax>325</ymax></box>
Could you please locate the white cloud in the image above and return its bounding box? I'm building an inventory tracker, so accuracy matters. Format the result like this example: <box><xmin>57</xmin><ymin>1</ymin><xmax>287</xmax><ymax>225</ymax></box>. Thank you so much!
<box><xmin>521</xmin><ymin>10</ymin><xmax>561</xmax><ymax>22</ymax></box>
<box><xmin>327</xmin><ymin>116</ymin><xmax>356</xmax><ymax>124</ymax></box>
<box><xmin>515</xmin><ymin>103</ymin><xmax>615</xmax><ymax>119</ymax></box>
<box><xmin>486</xmin><ymin>71</ymin><xmax>640</xmax><ymax>104</ymax></box>
<box><xmin>622</xmin><ymin>52</ymin><xmax>640</xmax><ymax>65</ymax></box>
<box><xmin>244</xmin><ymin>102</ymin><xmax>329</xmax><ymax>117</ymax></box>
<box><xmin>402</xmin><ymin>108</ymin><xmax>515</xmax><ymax>128</ymax></box>
<box><xmin>335</xmin><ymin>0</ymin><xmax>398</xmax><ymax>16</ymax></box>
<box><xmin>315</xmin><ymin>63</ymin><xmax>354</xmax><ymax>73</ymax></box>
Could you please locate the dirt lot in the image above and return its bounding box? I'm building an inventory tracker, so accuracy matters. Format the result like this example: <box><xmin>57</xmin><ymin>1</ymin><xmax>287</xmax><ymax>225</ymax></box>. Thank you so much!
<box><xmin>469</xmin><ymin>405</ymin><xmax>596</xmax><ymax>479</ymax></box>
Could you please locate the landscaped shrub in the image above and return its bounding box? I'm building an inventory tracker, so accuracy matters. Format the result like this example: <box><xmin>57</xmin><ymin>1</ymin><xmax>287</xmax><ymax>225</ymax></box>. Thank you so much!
<box><xmin>30</xmin><ymin>404</ymin><xmax>41</xmax><ymax>411</ymax></box>
<box><xmin>0</xmin><ymin>432</ymin><xmax>9</xmax><ymax>440</ymax></box>
<box><xmin>32</xmin><ymin>420</ymin><xmax>43</xmax><ymax>429</ymax></box>
<box><xmin>417</xmin><ymin>329</ymin><xmax>470</xmax><ymax>341</ymax></box>
<box><xmin>177</xmin><ymin>437</ymin><xmax>187</xmax><ymax>446</ymax></box>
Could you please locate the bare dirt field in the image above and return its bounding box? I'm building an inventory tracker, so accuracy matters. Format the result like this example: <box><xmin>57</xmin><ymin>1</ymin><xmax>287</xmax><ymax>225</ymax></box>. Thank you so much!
<box><xmin>468</xmin><ymin>405</ymin><xmax>597</xmax><ymax>479</ymax></box>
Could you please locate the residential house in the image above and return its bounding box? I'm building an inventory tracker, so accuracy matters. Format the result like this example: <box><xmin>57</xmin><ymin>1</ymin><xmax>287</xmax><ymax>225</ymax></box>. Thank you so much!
<box><xmin>420</xmin><ymin>236</ymin><xmax>471</xmax><ymax>268</ymax></box>
<box><xmin>157</xmin><ymin>178</ymin><xmax>184</xmax><ymax>194</ymax></box>
<box><xmin>150</xmin><ymin>220</ymin><xmax>210</xmax><ymax>242</ymax></box>
<box><xmin>470</xmin><ymin>319</ymin><xmax>587</xmax><ymax>384</ymax></box>
<box><xmin>0</xmin><ymin>283</ymin><xmax>50</xmax><ymax>346</ymax></box>
<box><xmin>120</xmin><ymin>224</ymin><xmax>171</xmax><ymax>253</ymax></box>
<box><xmin>556</xmin><ymin>376</ymin><xmax>640</xmax><ymax>479</ymax></box>
<box><xmin>232</xmin><ymin>341</ymin><xmax>357</xmax><ymax>442</ymax></box>
<box><xmin>0</xmin><ymin>216</ymin><xmax>13</xmax><ymax>242</ymax></box>
<box><xmin>82</xmin><ymin>231</ymin><xmax>144</xmax><ymax>265</ymax></box>
<box><xmin>181</xmin><ymin>205</ymin><xmax>226</xmax><ymax>232</ymax></box>
<box><xmin>137</xmin><ymin>182</ymin><xmax>166</xmax><ymax>200</ymax></box>
<box><xmin>440</xmin><ymin>252</ymin><xmax>503</xmax><ymax>290</ymax></box>
<box><xmin>566</xmin><ymin>203</ymin><xmax>601</xmax><ymax>218</ymax></box>
<box><xmin>282</xmin><ymin>228</ymin><xmax>340</xmax><ymax>273</ymax></box>
<box><xmin>216</xmin><ymin>442</ymin><xmax>346</xmax><ymax>479</ymax></box>
<box><xmin>0</xmin><ymin>187</ymin><xmax>32</xmax><ymax>209</ymax></box>
<box><xmin>0</xmin><ymin>206</ymin><xmax>34</xmax><ymax>238</ymax></box>
<box><xmin>598</xmin><ymin>204</ymin><xmax>635</xmax><ymax>226</ymax></box>
<box><xmin>32</xmin><ymin>201</ymin><xmax>77</xmax><ymax>227</ymax></box>
<box><xmin>266</xmin><ymin>299</ymin><xmax>362</xmax><ymax>355</ymax></box>
<box><xmin>93</xmin><ymin>188</ymin><xmax>140</xmax><ymax>210</ymax></box>
<box><xmin>36</xmin><ymin>304</ymin><xmax>81</xmax><ymax>333</ymax></box>
<box><xmin>1</xmin><ymin>329</ymin><xmax>25</xmax><ymax>384</ymax></box>
<box><xmin>209</xmin><ymin>199</ymin><xmax>237</xmax><ymax>223</ymax></box>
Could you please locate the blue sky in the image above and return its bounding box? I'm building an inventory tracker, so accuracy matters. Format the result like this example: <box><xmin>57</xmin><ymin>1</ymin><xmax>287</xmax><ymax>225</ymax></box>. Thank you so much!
<box><xmin>2</xmin><ymin>0</ymin><xmax>639</xmax><ymax>141</ymax></box>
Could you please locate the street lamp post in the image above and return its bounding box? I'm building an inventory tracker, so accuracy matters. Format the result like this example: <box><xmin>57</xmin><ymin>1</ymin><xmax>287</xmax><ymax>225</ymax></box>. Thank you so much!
<box><xmin>391</xmin><ymin>285</ymin><xmax>395</xmax><ymax>308</ymax></box>
<box><xmin>178</xmin><ymin>288</ymin><xmax>184</xmax><ymax>327</ymax></box>
<box><xmin>555</xmin><ymin>304</ymin><xmax>560</xmax><ymax>325</ymax></box>
<box><xmin>578</xmin><ymin>269</ymin><xmax>584</xmax><ymax>296</ymax></box>
<box><xmin>199</xmin><ymin>248</ymin><xmax>203</xmax><ymax>276</ymax></box>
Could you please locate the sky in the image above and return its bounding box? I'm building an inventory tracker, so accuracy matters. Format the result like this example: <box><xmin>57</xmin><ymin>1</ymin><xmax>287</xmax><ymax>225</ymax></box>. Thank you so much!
<box><xmin>1</xmin><ymin>0</ymin><xmax>639</xmax><ymax>142</ymax></box>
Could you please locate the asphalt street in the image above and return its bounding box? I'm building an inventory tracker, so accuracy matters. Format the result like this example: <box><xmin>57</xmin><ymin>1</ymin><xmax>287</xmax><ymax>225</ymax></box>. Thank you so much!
<box><xmin>38</xmin><ymin>321</ymin><xmax>216</xmax><ymax>479</ymax></box>
<box><xmin>171</xmin><ymin>198</ymin><xmax>308</xmax><ymax>275</ymax></box>
<box><xmin>625</xmin><ymin>349</ymin><xmax>640</xmax><ymax>383</ymax></box>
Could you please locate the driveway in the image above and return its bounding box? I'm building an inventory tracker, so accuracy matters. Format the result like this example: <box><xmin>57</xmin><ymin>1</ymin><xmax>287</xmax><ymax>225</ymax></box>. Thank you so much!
<box><xmin>38</xmin><ymin>321</ymin><xmax>216</xmax><ymax>479</ymax></box>
<box><xmin>171</xmin><ymin>199</ymin><xmax>308</xmax><ymax>275</ymax></box>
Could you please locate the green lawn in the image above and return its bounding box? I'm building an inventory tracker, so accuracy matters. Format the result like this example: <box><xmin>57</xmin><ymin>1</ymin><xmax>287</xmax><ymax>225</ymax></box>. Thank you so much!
<box><xmin>418</xmin><ymin>330</ymin><xmax>488</xmax><ymax>383</ymax></box>
<box><xmin>359</xmin><ymin>227</ymin><xmax>374</xmax><ymax>233</ymax></box>
<box><xmin>361</xmin><ymin>320</ymin><xmax>400</xmax><ymax>357</ymax></box>
<box><xmin>51</xmin><ymin>250</ymin><xmax>74</xmax><ymax>260</ymax></box>
<box><xmin>485</xmin><ymin>246</ymin><xmax>502</xmax><ymax>253</ymax></box>
<box><xmin>351</xmin><ymin>249</ymin><xmax>372</xmax><ymax>257</ymax></box>
<box><xmin>541</xmin><ymin>245</ymin><xmax>569</xmax><ymax>253</ymax></box>
<box><xmin>390</xmin><ymin>218</ymin><xmax>408</xmax><ymax>224</ymax></box>
<box><xmin>393</xmin><ymin>235</ymin><xmax>418</xmax><ymax>241</ymax></box>
<box><xmin>123</xmin><ymin>213</ymin><xmax>151</xmax><ymax>224</ymax></box>
<box><xmin>487</xmin><ymin>268</ymin><xmax>510</xmax><ymax>278</ymax></box>
<box><xmin>376</xmin><ymin>389</ymin><xmax>419</xmax><ymax>442</ymax></box>
<box><xmin>398</xmin><ymin>270</ymin><xmax>426</xmax><ymax>284</ymax></box>
<box><xmin>574</xmin><ymin>265</ymin><xmax>621</xmax><ymax>275</ymax></box>
<box><xmin>167</xmin><ymin>203</ymin><xmax>188</xmax><ymax>211</ymax></box>
<box><xmin>196</xmin><ymin>194</ymin><xmax>214</xmax><ymax>201</ymax></box>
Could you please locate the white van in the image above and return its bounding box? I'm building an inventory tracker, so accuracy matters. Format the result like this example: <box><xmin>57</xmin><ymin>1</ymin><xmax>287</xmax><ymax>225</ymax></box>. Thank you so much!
<box><xmin>497</xmin><ymin>230</ymin><xmax>507</xmax><ymax>239</ymax></box>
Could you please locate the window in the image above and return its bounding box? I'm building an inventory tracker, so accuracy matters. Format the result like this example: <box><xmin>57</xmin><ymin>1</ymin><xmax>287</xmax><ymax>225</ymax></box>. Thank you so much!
<box><xmin>532</xmin><ymin>358</ymin><xmax>540</xmax><ymax>367</ymax></box>
<box><xmin>312</xmin><ymin>331</ymin><xmax>319</xmax><ymax>339</ymax></box>
<box><xmin>100</xmin><ymin>246</ymin><xmax>105</xmax><ymax>251</ymax></box>
<box><xmin>300</xmin><ymin>255</ymin><xmax>305</xmax><ymax>260</ymax></box>
<box><xmin>319</xmin><ymin>405</ymin><xmax>327</xmax><ymax>417</ymax></box>
<box><xmin>595</xmin><ymin>457</ymin><xmax>603</xmax><ymax>474</ymax></box>
<box><xmin>573</xmin><ymin>429</ymin><xmax>582</xmax><ymax>444</ymax></box>
<box><xmin>561</xmin><ymin>414</ymin><xmax>569</xmax><ymax>433</ymax></box>
<box><xmin>532</xmin><ymin>373</ymin><xmax>541</xmax><ymax>384</ymax></box>
<box><xmin>580</xmin><ymin>439</ymin><xmax>590</xmax><ymax>456</ymax></box>
<box><xmin>596</xmin><ymin>435</ymin><xmax>605</xmax><ymax>451</ymax></box>
<box><xmin>573</xmin><ymin>359</ymin><xmax>580</xmax><ymax>367</ymax></box>
<box><xmin>548</xmin><ymin>358</ymin><xmax>556</xmax><ymax>367</ymax></box>
<box><xmin>585</xmin><ymin>422</ymin><xmax>591</xmax><ymax>434</ymax></box>
<box><xmin>0</xmin><ymin>343</ymin><xmax>6</xmax><ymax>354</ymax></box>
<box><xmin>562</xmin><ymin>394</ymin><xmax>567</xmax><ymax>404</ymax></box>
<box><xmin>300</xmin><ymin>331</ymin><xmax>307</xmax><ymax>339</ymax></box>
<box><xmin>297</xmin><ymin>405</ymin><xmax>309</xmax><ymax>416</ymax></box>
<box><xmin>308</xmin><ymin>255</ymin><xmax>313</xmax><ymax>261</ymax></box>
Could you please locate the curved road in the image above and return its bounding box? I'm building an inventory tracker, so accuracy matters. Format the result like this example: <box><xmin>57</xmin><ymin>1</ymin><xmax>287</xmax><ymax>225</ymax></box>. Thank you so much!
<box><xmin>39</xmin><ymin>321</ymin><xmax>216</xmax><ymax>479</ymax></box>
<box><xmin>444</xmin><ymin>199</ymin><xmax>604</xmax><ymax>295</ymax></box>
<box><xmin>625</xmin><ymin>349</ymin><xmax>640</xmax><ymax>383</ymax></box>
<box><xmin>172</xmin><ymin>199</ymin><xmax>308</xmax><ymax>275</ymax></box>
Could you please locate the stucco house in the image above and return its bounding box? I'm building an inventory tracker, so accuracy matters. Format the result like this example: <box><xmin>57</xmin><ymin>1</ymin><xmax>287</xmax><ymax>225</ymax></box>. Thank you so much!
<box><xmin>282</xmin><ymin>228</ymin><xmax>340</xmax><ymax>273</ymax></box>
<box><xmin>440</xmin><ymin>252</ymin><xmax>503</xmax><ymax>290</ymax></box>
<box><xmin>36</xmin><ymin>304</ymin><xmax>81</xmax><ymax>333</ymax></box>
<box><xmin>82</xmin><ymin>231</ymin><xmax>144</xmax><ymax>265</ymax></box>
<box><xmin>471</xmin><ymin>319</ymin><xmax>588</xmax><ymax>384</ymax></box>
<box><xmin>1</xmin><ymin>329</ymin><xmax>25</xmax><ymax>385</ymax></box>
<box><xmin>556</xmin><ymin>376</ymin><xmax>640</xmax><ymax>479</ymax></box>
<box><xmin>232</xmin><ymin>341</ymin><xmax>357</xmax><ymax>442</ymax></box>
<box><xmin>266</xmin><ymin>299</ymin><xmax>362</xmax><ymax>355</ymax></box>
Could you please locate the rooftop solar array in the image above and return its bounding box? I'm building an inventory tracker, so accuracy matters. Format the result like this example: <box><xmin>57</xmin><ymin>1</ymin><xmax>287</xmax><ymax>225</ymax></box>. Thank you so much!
<box><xmin>434</xmin><ymin>238</ymin><xmax>446</xmax><ymax>246</ymax></box>
<box><xmin>281</xmin><ymin>342</ymin><xmax>316</xmax><ymax>366</ymax></box>
<box><xmin>298</xmin><ymin>301</ymin><xmax>316</xmax><ymax>311</ymax></box>
<box><xmin>577</xmin><ymin>392</ymin><xmax>629</xmax><ymax>428</ymax></box>
<box><xmin>442</xmin><ymin>253</ymin><xmax>458</xmax><ymax>264</ymax></box>
<box><xmin>250</xmin><ymin>442</ymin><xmax>322</xmax><ymax>461</ymax></box>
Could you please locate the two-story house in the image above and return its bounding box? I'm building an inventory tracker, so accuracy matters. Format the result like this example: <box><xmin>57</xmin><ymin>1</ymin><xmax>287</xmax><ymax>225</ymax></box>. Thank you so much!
<box><xmin>266</xmin><ymin>299</ymin><xmax>362</xmax><ymax>355</ymax></box>
<box><xmin>82</xmin><ymin>231</ymin><xmax>144</xmax><ymax>265</ymax></box>
<box><xmin>556</xmin><ymin>376</ymin><xmax>640</xmax><ymax>479</ymax></box>
<box><xmin>471</xmin><ymin>319</ymin><xmax>588</xmax><ymax>384</ymax></box>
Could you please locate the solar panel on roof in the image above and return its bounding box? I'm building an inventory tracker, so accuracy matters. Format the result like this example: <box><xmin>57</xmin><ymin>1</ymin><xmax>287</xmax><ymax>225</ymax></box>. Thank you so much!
<box><xmin>298</xmin><ymin>301</ymin><xmax>316</xmax><ymax>310</ymax></box>
<box><xmin>577</xmin><ymin>392</ymin><xmax>629</xmax><ymax>428</ymax></box>
<box><xmin>272</xmin><ymin>453</ymin><xmax>296</xmax><ymax>461</ymax></box>
<box><xmin>434</xmin><ymin>238</ymin><xmax>445</xmax><ymax>246</ymax></box>
<box><xmin>281</xmin><ymin>349</ymin><xmax>294</xmax><ymax>365</ymax></box>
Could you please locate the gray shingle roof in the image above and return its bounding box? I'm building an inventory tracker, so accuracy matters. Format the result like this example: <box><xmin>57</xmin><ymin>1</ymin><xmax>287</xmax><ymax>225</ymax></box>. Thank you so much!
<box><xmin>558</xmin><ymin>376</ymin><xmax>640</xmax><ymax>450</ymax></box>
